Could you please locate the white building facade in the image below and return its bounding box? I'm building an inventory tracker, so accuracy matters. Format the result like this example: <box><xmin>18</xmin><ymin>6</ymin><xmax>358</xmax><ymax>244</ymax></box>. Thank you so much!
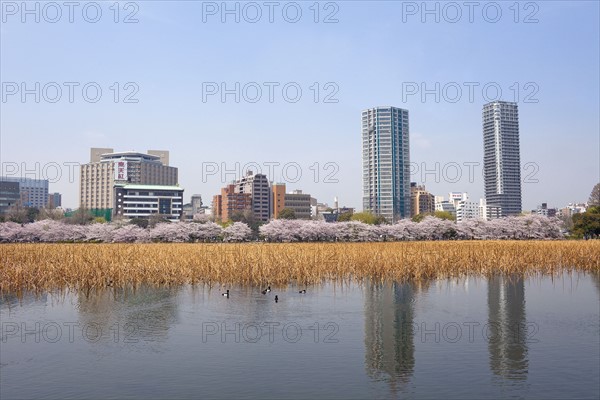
<box><xmin>114</xmin><ymin>184</ymin><xmax>183</xmax><ymax>221</ymax></box>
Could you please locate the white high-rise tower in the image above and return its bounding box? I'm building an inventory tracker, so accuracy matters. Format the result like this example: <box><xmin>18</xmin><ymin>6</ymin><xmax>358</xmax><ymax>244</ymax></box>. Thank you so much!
<box><xmin>362</xmin><ymin>106</ymin><xmax>410</xmax><ymax>222</ymax></box>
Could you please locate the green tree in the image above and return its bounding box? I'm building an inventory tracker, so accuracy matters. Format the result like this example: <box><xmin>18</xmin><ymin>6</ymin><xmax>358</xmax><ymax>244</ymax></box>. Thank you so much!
<box><xmin>230</xmin><ymin>209</ymin><xmax>261</xmax><ymax>235</ymax></box>
<box><xmin>337</xmin><ymin>211</ymin><xmax>353</xmax><ymax>222</ymax></box>
<box><xmin>572</xmin><ymin>206</ymin><xmax>600</xmax><ymax>238</ymax></box>
<box><xmin>65</xmin><ymin>207</ymin><xmax>94</xmax><ymax>225</ymax></box>
<box><xmin>351</xmin><ymin>212</ymin><xmax>386</xmax><ymax>225</ymax></box>
<box><xmin>148</xmin><ymin>213</ymin><xmax>170</xmax><ymax>228</ymax></box>
<box><xmin>412</xmin><ymin>211</ymin><xmax>455</xmax><ymax>222</ymax></box>
<box><xmin>589</xmin><ymin>183</ymin><xmax>600</xmax><ymax>207</ymax></box>
<box><xmin>277</xmin><ymin>208</ymin><xmax>297</xmax><ymax>220</ymax></box>
<box><xmin>26</xmin><ymin>207</ymin><xmax>40</xmax><ymax>222</ymax></box>
<box><xmin>412</xmin><ymin>213</ymin><xmax>427</xmax><ymax>222</ymax></box>
<box><xmin>230</xmin><ymin>209</ymin><xmax>256</xmax><ymax>223</ymax></box>
<box><xmin>434</xmin><ymin>211</ymin><xmax>456</xmax><ymax>221</ymax></box>
<box><xmin>7</xmin><ymin>206</ymin><xmax>40</xmax><ymax>223</ymax></box>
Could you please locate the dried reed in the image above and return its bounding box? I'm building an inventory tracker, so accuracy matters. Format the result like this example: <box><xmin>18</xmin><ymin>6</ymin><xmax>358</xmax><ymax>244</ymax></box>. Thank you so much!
<box><xmin>1</xmin><ymin>241</ymin><xmax>598</xmax><ymax>294</ymax></box>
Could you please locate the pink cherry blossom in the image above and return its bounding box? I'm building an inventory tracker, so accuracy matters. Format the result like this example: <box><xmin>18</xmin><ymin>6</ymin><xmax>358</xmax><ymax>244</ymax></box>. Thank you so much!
<box><xmin>0</xmin><ymin>214</ymin><xmax>564</xmax><ymax>243</ymax></box>
<box><xmin>223</xmin><ymin>222</ymin><xmax>252</xmax><ymax>242</ymax></box>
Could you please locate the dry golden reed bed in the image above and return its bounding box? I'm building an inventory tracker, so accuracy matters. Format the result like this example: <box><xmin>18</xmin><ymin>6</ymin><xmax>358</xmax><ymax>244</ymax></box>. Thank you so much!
<box><xmin>1</xmin><ymin>241</ymin><xmax>599</xmax><ymax>293</ymax></box>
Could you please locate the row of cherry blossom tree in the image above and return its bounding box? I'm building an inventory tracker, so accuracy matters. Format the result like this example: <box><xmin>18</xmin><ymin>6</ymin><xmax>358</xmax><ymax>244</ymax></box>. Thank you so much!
<box><xmin>0</xmin><ymin>220</ymin><xmax>250</xmax><ymax>243</ymax></box>
<box><xmin>259</xmin><ymin>214</ymin><xmax>564</xmax><ymax>241</ymax></box>
<box><xmin>0</xmin><ymin>214</ymin><xmax>564</xmax><ymax>243</ymax></box>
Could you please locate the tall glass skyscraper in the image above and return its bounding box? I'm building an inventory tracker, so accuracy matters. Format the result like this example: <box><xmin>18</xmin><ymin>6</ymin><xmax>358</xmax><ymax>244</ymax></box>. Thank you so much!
<box><xmin>362</xmin><ymin>106</ymin><xmax>410</xmax><ymax>222</ymax></box>
<box><xmin>482</xmin><ymin>101</ymin><xmax>522</xmax><ymax>217</ymax></box>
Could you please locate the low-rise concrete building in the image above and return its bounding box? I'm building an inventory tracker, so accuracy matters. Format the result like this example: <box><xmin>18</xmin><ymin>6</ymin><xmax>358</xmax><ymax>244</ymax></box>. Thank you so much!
<box><xmin>114</xmin><ymin>184</ymin><xmax>184</xmax><ymax>221</ymax></box>
<box><xmin>0</xmin><ymin>181</ymin><xmax>20</xmax><ymax>214</ymax></box>
<box><xmin>535</xmin><ymin>203</ymin><xmax>557</xmax><ymax>217</ymax></box>
<box><xmin>1</xmin><ymin>177</ymin><xmax>49</xmax><ymax>209</ymax></box>
<box><xmin>456</xmin><ymin>199</ymin><xmax>479</xmax><ymax>222</ymax></box>
<box><xmin>435</xmin><ymin>196</ymin><xmax>456</xmax><ymax>216</ymax></box>
<box><xmin>284</xmin><ymin>190</ymin><xmax>312</xmax><ymax>219</ymax></box>
<box><xmin>479</xmin><ymin>198</ymin><xmax>502</xmax><ymax>221</ymax></box>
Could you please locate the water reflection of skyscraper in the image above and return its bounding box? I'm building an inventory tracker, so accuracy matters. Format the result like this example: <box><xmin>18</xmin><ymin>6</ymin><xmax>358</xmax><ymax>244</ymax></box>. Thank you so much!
<box><xmin>77</xmin><ymin>285</ymin><xmax>180</xmax><ymax>344</ymax></box>
<box><xmin>0</xmin><ymin>291</ymin><xmax>48</xmax><ymax>311</ymax></box>
<box><xmin>591</xmin><ymin>271</ymin><xmax>600</xmax><ymax>296</ymax></box>
<box><xmin>364</xmin><ymin>281</ymin><xmax>420</xmax><ymax>392</ymax></box>
<box><xmin>487</xmin><ymin>275</ymin><xmax>528</xmax><ymax>381</ymax></box>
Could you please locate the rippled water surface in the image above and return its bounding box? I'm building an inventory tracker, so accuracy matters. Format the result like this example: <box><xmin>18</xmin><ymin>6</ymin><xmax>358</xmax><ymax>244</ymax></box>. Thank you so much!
<box><xmin>1</xmin><ymin>273</ymin><xmax>599</xmax><ymax>399</ymax></box>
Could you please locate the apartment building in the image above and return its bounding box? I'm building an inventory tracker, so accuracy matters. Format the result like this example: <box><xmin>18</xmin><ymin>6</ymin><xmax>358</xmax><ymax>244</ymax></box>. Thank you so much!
<box><xmin>234</xmin><ymin>171</ymin><xmax>271</xmax><ymax>222</ymax></box>
<box><xmin>212</xmin><ymin>184</ymin><xmax>252</xmax><ymax>221</ymax></box>
<box><xmin>483</xmin><ymin>101</ymin><xmax>522</xmax><ymax>217</ymax></box>
<box><xmin>362</xmin><ymin>106</ymin><xmax>411</xmax><ymax>222</ymax></box>
<box><xmin>410</xmin><ymin>183</ymin><xmax>435</xmax><ymax>217</ymax></box>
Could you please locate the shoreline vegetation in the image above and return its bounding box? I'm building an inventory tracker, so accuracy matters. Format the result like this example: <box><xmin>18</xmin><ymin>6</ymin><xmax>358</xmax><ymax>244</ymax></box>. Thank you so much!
<box><xmin>1</xmin><ymin>241</ymin><xmax>598</xmax><ymax>294</ymax></box>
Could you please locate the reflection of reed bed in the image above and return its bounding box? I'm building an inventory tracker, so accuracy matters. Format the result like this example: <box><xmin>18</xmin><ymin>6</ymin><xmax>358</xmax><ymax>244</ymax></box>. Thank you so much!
<box><xmin>1</xmin><ymin>241</ymin><xmax>599</xmax><ymax>293</ymax></box>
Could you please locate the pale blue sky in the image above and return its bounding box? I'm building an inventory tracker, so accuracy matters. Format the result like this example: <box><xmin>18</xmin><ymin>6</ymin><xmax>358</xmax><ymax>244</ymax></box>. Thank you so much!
<box><xmin>1</xmin><ymin>1</ymin><xmax>599</xmax><ymax>210</ymax></box>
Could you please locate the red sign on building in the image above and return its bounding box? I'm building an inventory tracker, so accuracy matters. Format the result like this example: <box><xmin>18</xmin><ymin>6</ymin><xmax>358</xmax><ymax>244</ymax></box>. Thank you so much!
<box><xmin>115</xmin><ymin>161</ymin><xmax>128</xmax><ymax>181</ymax></box>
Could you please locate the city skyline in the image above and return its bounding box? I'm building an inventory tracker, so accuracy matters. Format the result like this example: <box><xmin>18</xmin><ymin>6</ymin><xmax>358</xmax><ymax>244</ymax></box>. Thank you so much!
<box><xmin>2</xmin><ymin>95</ymin><xmax>596</xmax><ymax>211</ymax></box>
<box><xmin>0</xmin><ymin>125</ymin><xmax>595</xmax><ymax>217</ymax></box>
<box><xmin>1</xmin><ymin>2</ymin><xmax>598</xmax><ymax>210</ymax></box>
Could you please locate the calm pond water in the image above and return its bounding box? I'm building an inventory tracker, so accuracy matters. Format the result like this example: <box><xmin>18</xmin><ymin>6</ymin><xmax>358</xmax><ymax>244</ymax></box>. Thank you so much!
<box><xmin>1</xmin><ymin>273</ymin><xmax>599</xmax><ymax>399</ymax></box>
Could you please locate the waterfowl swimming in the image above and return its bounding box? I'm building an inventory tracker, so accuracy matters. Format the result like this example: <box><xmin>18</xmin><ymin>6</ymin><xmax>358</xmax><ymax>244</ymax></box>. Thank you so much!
<box><xmin>274</xmin><ymin>295</ymin><xmax>279</xmax><ymax>303</ymax></box>
<box><xmin>299</xmin><ymin>289</ymin><xmax>306</xmax><ymax>294</ymax></box>
<box><xmin>222</xmin><ymin>290</ymin><xmax>230</xmax><ymax>298</ymax></box>
<box><xmin>261</xmin><ymin>286</ymin><xmax>271</xmax><ymax>295</ymax></box>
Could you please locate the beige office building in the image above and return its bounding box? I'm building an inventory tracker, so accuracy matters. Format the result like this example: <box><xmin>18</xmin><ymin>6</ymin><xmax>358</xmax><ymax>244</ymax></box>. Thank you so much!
<box><xmin>80</xmin><ymin>148</ymin><xmax>178</xmax><ymax>210</ymax></box>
